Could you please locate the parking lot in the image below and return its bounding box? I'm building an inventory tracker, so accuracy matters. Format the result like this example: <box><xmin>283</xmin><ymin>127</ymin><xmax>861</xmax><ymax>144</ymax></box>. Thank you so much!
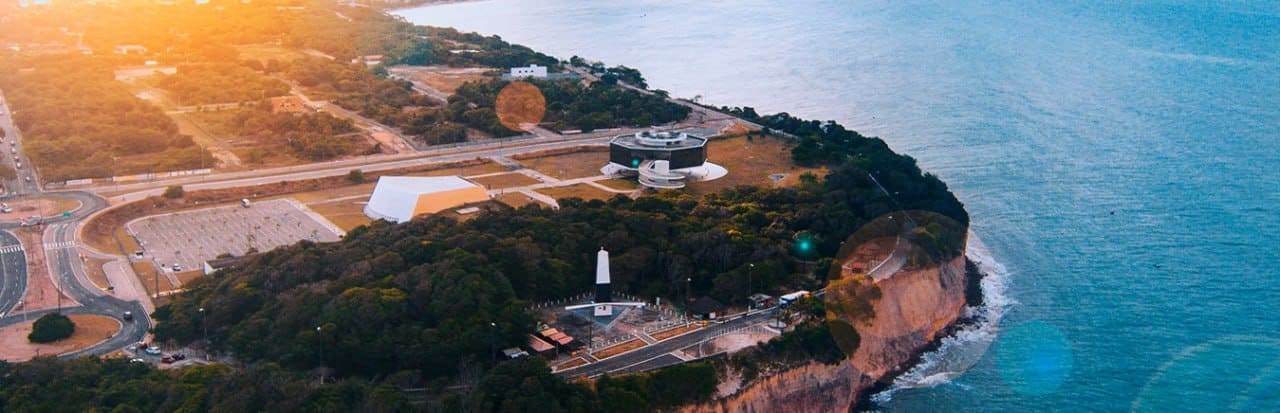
<box><xmin>127</xmin><ymin>199</ymin><xmax>343</xmax><ymax>273</ymax></box>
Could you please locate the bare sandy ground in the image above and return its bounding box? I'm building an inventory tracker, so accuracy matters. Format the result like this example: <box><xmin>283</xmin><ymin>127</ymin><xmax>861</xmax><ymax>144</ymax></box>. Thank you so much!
<box><xmin>0</xmin><ymin>314</ymin><xmax>121</xmax><ymax>361</ymax></box>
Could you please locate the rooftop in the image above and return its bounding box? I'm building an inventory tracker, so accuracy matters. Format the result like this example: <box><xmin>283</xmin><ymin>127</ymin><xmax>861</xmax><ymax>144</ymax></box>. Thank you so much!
<box><xmin>611</xmin><ymin>130</ymin><xmax>707</xmax><ymax>151</ymax></box>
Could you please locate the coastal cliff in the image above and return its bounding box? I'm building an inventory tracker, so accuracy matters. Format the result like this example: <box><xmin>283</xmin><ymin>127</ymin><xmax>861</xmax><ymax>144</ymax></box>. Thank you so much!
<box><xmin>683</xmin><ymin>254</ymin><xmax>972</xmax><ymax>413</ymax></box>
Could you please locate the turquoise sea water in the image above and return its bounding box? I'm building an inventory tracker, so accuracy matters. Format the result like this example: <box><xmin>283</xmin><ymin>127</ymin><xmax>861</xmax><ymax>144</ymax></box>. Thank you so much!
<box><xmin>396</xmin><ymin>1</ymin><xmax>1280</xmax><ymax>411</ymax></box>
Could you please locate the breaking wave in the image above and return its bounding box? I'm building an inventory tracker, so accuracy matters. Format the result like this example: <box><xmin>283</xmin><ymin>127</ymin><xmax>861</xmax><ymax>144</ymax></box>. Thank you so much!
<box><xmin>868</xmin><ymin>233</ymin><xmax>1014</xmax><ymax>406</ymax></box>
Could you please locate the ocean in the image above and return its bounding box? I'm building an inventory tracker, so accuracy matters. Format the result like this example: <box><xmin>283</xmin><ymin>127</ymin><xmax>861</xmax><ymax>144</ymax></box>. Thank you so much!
<box><xmin>395</xmin><ymin>1</ymin><xmax>1280</xmax><ymax>411</ymax></box>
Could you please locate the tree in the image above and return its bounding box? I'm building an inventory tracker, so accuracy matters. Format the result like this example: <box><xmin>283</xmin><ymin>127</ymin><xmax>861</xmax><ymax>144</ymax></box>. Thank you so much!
<box><xmin>163</xmin><ymin>185</ymin><xmax>184</xmax><ymax>199</ymax></box>
<box><xmin>29</xmin><ymin>313</ymin><xmax>75</xmax><ymax>343</ymax></box>
<box><xmin>347</xmin><ymin>169</ymin><xmax>365</xmax><ymax>184</ymax></box>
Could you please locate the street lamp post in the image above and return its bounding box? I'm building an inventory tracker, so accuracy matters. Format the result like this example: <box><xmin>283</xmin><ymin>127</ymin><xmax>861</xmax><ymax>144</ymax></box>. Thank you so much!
<box><xmin>316</xmin><ymin>325</ymin><xmax>324</xmax><ymax>384</ymax></box>
<box><xmin>199</xmin><ymin>307</ymin><xmax>208</xmax><ymax>359</ymax></box>
<box><xmin>489</xmin><ymin>322</ymin><xmax>497</xmax><ymax>367</ymax></box>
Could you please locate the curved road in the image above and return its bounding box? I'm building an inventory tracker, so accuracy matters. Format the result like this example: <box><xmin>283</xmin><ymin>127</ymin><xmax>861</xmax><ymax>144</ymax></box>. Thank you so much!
<box><xmin>0</xmin><ymin>190</ymin><xmax>147</xmax><ymax>357</ymax></box>
<box><xmin>0</xmin><ymin>230</ymin><xmax>26</xmax><ymax>315</ymax></box>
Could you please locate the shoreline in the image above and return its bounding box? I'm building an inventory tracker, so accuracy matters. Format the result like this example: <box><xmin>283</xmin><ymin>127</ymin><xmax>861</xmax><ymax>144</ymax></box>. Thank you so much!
<box><xmin>374</xmin><ymin>3</ymin><xmax>997</xmax><ymax>410</ymax></box>
<box><xmin>855</xmin><ymin>256</ymin><xmax>988</xmax><ymax>411</ymax></box>
<box><xmin>383</xmin><ymin>0</ymin><xmax>486</xmax><ymax>13</ymax></box>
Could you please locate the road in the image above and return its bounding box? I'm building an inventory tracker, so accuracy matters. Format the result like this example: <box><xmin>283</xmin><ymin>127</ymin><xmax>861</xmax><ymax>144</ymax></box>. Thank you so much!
<box><xmin>0</xmin><ymin>95</ymin><xmax>43</xmax><ymax>195</ymax></box>
<box><xmin>558</xmin><ymin>309</ymin><xmax>777</xmax><ymax>379</ymax></box>
<box><xmin>98</xmin><ymin>132</ymin><xmax>624</xmax><ymax>201</ymax></box>
<box><xmin>0</xmin><ymin>89</ymin><xmax>148</xmax><ymax>358</ymax></box>
<box><xmin>0</xmin><ymin>194</ymin><xmax>146</xmax><ymax>358</ymax></box>
<box><xmin>0</xmin><ymin>231</ymin><xmax>26</xmax><ymax>315</ymax></box>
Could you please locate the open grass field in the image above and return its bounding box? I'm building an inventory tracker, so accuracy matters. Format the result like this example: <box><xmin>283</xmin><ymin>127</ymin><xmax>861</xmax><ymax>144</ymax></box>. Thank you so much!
<box><xmin>133</xmin><ymin>261</ymin><xmax>179</xmax><ymax>298</ymax></box>
<box><xmin>403</xmin><ymin>67</ymin><xmax>493</xmax><ymax>95</ymax></box>
<box><xmin>83</xmin><ymin>257</ymin><xmax>113</xmax><ymax>290</ymax></box>
<box><xmin>595</xmin><ymin>178</ymin><xmax>640</xmax><ymax>191</ymax></box>
<box><xmin>537</xmin><ymin>184</ymin><xmax>616</xmax><ymax>202</ymax></box>
<box><xmin>287</xmin><ymin>183</ymin><xmax>377</xmax><ymax>204</ymax></box>
<box><xmin>469</xmin><ymin>172</ymin><xmax>541</xmax><ymax>189</ymax></box>
<box><xmin>592</xmin><ymin>339</ymin><xmax>646</xmax><ymax>360</ymax></box>
<box><xmin>686</xmin><ymin>134</ymin><xmax>826</xmax><ymax>194</ymax></box>
<box><xmin>403</xmin><ymin>161</ymin><xmax>510</xmax><ymax>178</ymax></box>
<box><xmin>651</xmin><ymin>323</ymin><xmax>701</xmax><ymax>341</ymax></box>
<box><xmin>175</xmin><ymin>270</ymin><xmax>205</xmax><ymax>286</ymax></box>
<box><xmin>0</xmin><ymin>314</ymin><xmax>121</xmax><ymax>362</ymax></box>
<box><xmin>234</xmin><ymin>44</ymin><xmax>308</xmax><ymax>62</ymax></box>
<box><xmin>308</xmin><ymin>199</ymin><xmax>373</xmax><ymax>232</ymax></box>
<box><xmin>495</xmin><ymin>192</ymin><xmax>539</xmax><ymax>208</ymax></box>
<box><xmin>517</xmin><ymin>148</ymin><xmax>609</xmax><ymax>180</ymax></box>
<box><xmin>552</xmin><ymin>357</ymin><xmax>588</xmax><ymax>372</ymax></box>
<box><xmin>0</xmin><ymin>197</ymin><xmax>81</xmax><ymax>222</ymax></box>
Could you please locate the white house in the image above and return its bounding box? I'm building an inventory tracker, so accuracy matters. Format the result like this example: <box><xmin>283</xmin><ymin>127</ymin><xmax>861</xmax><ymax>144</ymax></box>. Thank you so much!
<box><xmin>509</xmin><ymin>64</ymin><xmax>548</xmax><ymax>79</ymax></box>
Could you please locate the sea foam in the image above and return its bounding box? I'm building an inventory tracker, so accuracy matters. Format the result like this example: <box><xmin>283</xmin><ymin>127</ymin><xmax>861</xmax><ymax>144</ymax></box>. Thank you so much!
<box><xmin>869</xmin><ymin>233</ymin><xmax>1014</xmax><ymax>405</ymax></box>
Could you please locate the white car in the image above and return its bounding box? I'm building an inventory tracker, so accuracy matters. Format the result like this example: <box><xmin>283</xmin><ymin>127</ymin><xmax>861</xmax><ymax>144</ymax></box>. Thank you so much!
<box><xmin>144</xmin><ymin>346</ymin><xmax>161</xmax><ymax>355</ymax></box>
<box><xmin>129</xmin><ymin>358</ymin><xmax>146</xmax><ymax>363</ymax></box>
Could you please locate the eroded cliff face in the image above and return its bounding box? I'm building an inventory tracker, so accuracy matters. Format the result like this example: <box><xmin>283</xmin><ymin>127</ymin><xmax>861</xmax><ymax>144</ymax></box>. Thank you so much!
<box><xmin>684</xmin><ymin>255</ymin><xmax>969</xmax><ymax>413</ymax></box>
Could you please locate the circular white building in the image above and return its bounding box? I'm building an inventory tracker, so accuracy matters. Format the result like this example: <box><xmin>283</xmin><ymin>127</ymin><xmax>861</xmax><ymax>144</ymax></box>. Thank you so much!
<box><xmin>600</xmin><ymin>130</ymin><xmax>727</xmax><ymax>189</ymax></box>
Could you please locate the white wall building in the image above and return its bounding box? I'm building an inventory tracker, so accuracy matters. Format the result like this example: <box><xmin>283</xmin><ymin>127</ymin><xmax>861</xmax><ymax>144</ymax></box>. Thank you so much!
<box><xmin>509</xmin><ymin>64</ymin><xmax>548</xmax><ymax>79</ymax></box>
<box><xmin>363</xmin><ymin>176</ymin><xmax>490</xmax><ymax>223</ymax></box>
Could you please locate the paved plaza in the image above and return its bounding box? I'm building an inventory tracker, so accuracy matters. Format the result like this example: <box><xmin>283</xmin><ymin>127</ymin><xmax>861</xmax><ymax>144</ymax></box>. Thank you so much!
<box><xmin>127</xmin><ymin>199</ymin><xmax>343</xmax><ymax>273</ymax></box>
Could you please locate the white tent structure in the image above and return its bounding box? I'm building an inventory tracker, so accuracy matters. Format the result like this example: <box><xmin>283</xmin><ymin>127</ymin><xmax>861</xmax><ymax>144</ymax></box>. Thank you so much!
<box><xmin>363</xmin><ymin>176</ymin><xmax>490</xmax><ymax>223</ymax></box>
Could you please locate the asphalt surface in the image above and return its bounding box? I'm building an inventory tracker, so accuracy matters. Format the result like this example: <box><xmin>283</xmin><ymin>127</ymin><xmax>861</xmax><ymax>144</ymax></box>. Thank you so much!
<box><xmin>559</xmin><ymin>309</ymin><xmax>778</xmax><ymax>378</ymax></box>
<box><xmin>0</xmin><ymin>230</ymin><xmax>27</xmax><ymax>315</ymax></box>
<box><xmin>0</xmin><ymin>90</ymin><xmax>147</xmax><ymax>358</ymax></box>
<box><xmin>0</xmin><ymin>97</ymin><xmax>43</xmax><ymax>195</ymax></box>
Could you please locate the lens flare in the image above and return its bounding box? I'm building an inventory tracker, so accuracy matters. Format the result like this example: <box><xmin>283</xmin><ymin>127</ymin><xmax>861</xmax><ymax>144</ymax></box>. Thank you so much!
<box><xmin>494</xmin><ymin>81</ymin><xmax>546</xmax><ymax>132</ymax></box>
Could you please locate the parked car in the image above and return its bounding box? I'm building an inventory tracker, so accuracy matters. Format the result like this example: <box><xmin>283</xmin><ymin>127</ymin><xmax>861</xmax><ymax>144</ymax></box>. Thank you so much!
<box><xmin>122</xmin><ymin>311</ymin><xmax>133</xmax><ymax>321</ymax></box>
<box><xmin>173</xmin><ymin>263</ymin><xmax>182</xmax><ymax>272</ymax></box>
<box><xmin>144</xmin><ymin>346</ymin><xmax>161</xmax><ymax>355</ymax></box>
<box><xmin>172</xmin><ymin>353</ymin><xmax>186</xmax><ymax>361</ymax></box>
<box><xmin>161</xmin><ymin>356</ymin><xmax>174</xmax><ymax>364</ymax></box>
<box><xmin>129</xmin><ymin>358</ymin><xmax>146</xmax><ymax>363</ymax></box>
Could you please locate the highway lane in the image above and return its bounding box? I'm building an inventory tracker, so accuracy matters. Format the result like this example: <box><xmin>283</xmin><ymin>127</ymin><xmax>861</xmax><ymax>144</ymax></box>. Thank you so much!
<box><xmin>559</xmin><ymin>309</ymin><xmax>778</xmax><ymax>379</ymax></box>
<box><xmin>0</xmin><ymin>95</ymin><xmax>41</xmax><ymax>196</ymax></box>
<box><xmin>100</xmin><ymin>133</ymin><xmax>624</xmax><ymax>201</ymax></box>
<box><xmin>0</xmin><ymin>230</ymin><xmax>26</xmax><ymax>315</ymax></box>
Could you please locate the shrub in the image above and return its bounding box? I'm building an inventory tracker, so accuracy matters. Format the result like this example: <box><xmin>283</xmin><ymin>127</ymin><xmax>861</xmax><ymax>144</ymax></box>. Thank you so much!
<box><xmin>163</xmin><ymin>185</ymin><xmax>184</xmax><ymax>199</ymax></box>
<box><xmin>29</xmin><ymin>313</ymin><xmax>75</xmax><ymax>343</ymax></box>
<box><xmin>347</xmin><ymin>169</ymin><xmax>365</xmax><ymax>184</ymax></box>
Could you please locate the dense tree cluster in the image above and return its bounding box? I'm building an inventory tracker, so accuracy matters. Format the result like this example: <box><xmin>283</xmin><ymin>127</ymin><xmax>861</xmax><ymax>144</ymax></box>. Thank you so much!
<box><xmin>426</xmin><ymin>27</ymin><xmax>561</xmax><ymax>70</ymax></box>
<box><xmin>0</xmin><ymin>358</ymin><xmax>413</xmax><ymax>412</ymax></box>
<box><xmin>145</xmin><ymin>120</ymin><xmax>966</xmax><ymax>407</ymax></box>
<box><xmin>158</xmin><ymin>63</ymin><xmax>291</xmax><ymax>106</ymax></box>
<box><xmin>569</xmin><ymin>57</ymin><xmax>648</xmax><ymax>89</ymax></box>
<box><xmin>451</xmin><ymin>78</ymin><xmax>691</xmax><ymax>135</ymax></box>
<box><xmin>0</xmin><ymin>55</ymin><xmax>209</xmax><ymax>181</ymax></box>
<box><xmin>27</xmin><ymin>313</ymin><xmax>75</xmax><ymax>343</ymax></box>
<box><xmin>230</xmin><ymin>104</ymin><xmax>360</xmax><ymax>160</ymax></box>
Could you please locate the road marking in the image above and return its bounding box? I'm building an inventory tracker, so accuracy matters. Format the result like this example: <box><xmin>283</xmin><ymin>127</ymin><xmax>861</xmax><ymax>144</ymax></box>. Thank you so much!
<box><xmin>0</xmin><ymin>244</ymin><xmax>24</xmax><ymax>254</ymax></box>
<box><xmin>43</xmin><ymin>241</ymin><xmax>76</xmax><ymax>250</ymax></box>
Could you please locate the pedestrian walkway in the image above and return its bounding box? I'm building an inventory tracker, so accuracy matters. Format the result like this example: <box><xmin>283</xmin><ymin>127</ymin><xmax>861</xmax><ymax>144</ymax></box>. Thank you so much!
<box><xmin>0</xmin><ymin>244</ymin><xmax>24</xmax><ymax>254</ymax></box>
<box><xmin>43</xmin><ymin>241</ymin><xmax>76</xmax><ymax>250</ymax></box>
